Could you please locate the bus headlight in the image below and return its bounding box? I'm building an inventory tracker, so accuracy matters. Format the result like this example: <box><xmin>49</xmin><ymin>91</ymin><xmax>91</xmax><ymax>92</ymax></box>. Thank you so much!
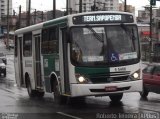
<box><xmin>133</xmin><ymin>73</ymin><xmax>139</xmax><ymax>79</ymax></box>
<box><xmin>131</xmin><ymin>69</ymin><xmax>141</xmax><ymax>80</ymax></box>
<box><xmin>75</xmin><ymin>74</ymin><xmax>88</xmax><ymax>83</ymax></box>
<box><xmin>78</xmin><ymin>76</ymin><xmax>86</xmax><ymax>83</ymax></box>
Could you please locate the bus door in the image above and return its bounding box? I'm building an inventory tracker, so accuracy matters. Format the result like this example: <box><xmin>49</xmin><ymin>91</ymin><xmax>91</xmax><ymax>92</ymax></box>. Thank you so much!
<box><xmin>15</xmin><ymin>36</ymin><xmax>24</xmax><ymax>87</ymax></box>
<box><xmin>33</xmin><ymin>35</ymin><xmax>42</xmax><ymax>88</ymax></box>
<box><xmin>59</xmin><ymin>28</ymin><xmax>70</xmax><ymax>94</ymax></box>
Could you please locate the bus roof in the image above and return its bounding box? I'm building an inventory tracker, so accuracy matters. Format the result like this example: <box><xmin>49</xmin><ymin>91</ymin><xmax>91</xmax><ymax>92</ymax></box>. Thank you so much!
<box><xmin>15</xmin><ymin>11</ymin><xmax>135</xmax><ymax>35</ymax></box>
<box><xmin>15</xmin><ymin>16</ymin><xmax>67</xmax><ymax>35</ymax></box>
<box><xmin>4</xmin><ymin>31</ymin><xmax>15</xmax><ymax>35</ymax></box>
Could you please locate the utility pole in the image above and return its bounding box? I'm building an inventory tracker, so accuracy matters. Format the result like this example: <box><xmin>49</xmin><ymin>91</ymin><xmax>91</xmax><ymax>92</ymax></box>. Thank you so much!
<box><xmin>53</xmin><ymin>0</ymin><xmax>56</xmax><ymax>19</ymax></box>
<box><xmin>124</xmin><ymin>0</ymin><xmax>127</xmax><ymax>12</ymax></box>
<box><xmin>41</xmin><ymin>11</ymin><xmax>44</xmax><ymax>22</ymax></box>
<box><xmin>13</xmin><ymin>10</ymin><xmax>15</xmax><ymax>16</ymax></box>
<box><xmin>6</xmin><ymin>0</ymin><xmax>9</xmax><ymax>49</ymax></box>
<box><xmin>83</xmin><ymin>3</ymin><xmax>86</xmax><ymax>12</ymax></box>
<box><xmin>66</xmin><ymin>0</ymin><xmax>69</xmax><ymax>15</ymax></box>
<box><xmin>18</xmin><ymin>5</ymin><xmax>21</xmax><ymax>29</ymax></box>
<box><xmin>91</xmin><ymin>0</ymin><xmax>97</xmax><ymax>11</ymax></box>
<box><xmin>103</xmin><ymin>3</ymin><xmax>106</xmax><ymax>11</ymax></box>
<box><xmin>34</xmin><ymin>9</ymin><xmax>36</xmax><ymax>24</ymax></box>
<box><xmin>79</xmin><ymin>0</ymin><xmax>82</xmax><ymax>13</ymax></box>
<box><xmin>150</xmin><ymin>6</ymin><xmax>152</xmax><ymax>41</ymax></box>
<box><xmin>94</xmin><ymin>0</ymin><xmax>96</xmax><ymax>11</ymax></box>
<box><xmin>27</xmin><ymin>0</ymin><xmax>31</xmax><ymax>26</ymax></box>
<box><xmin>149</xmin><ymin>6</ymin><xmax>153</xmax><ymax>62</ymax></box>
<box><xmin>149</xmin><ymin>0</ymin><xmax>154</xmax><ymax>62</ymax></box>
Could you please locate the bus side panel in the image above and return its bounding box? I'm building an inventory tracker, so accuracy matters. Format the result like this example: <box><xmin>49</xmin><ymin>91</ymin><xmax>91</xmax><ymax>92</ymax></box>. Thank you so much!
<box><xmin>23</xmin><ymin>57</ymin><xmax>35</xmax><ymax>89</ymax></box>
<box><xmin>14</xmin><ymin>37</ymin><xmax>21</xmax><ymax>87</ymax></box>
<box><xmin>14</xmin><ymin>57</ymin><xmax>20</xmax><ymax>86</ymax></box>
<box><xmin>42</xmin><ymin>54</ymin><xmax>59</xmax><ymax>92</ymax></box>
<box><xmin>14</xmin><ymin>36</ymin><xmax>25</xmax><ymax>87</ymax></box>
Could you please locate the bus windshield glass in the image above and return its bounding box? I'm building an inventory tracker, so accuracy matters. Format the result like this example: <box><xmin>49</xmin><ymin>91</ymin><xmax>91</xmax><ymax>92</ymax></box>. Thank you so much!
<box><xmin>71</xmin><ymin>25</ymin><xmax>140</xmax><ymax>66</ymax></box>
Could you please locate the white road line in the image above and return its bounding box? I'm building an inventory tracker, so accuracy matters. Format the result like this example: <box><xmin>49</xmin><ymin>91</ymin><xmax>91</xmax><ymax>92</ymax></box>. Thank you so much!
<box><xmin>57</xmin><ymin>112</ymin><xmax>82</xmax><ymax>119</ymax></box>
<box><xmin>0</xmin><ymin>87</ymin><xmax>15</xmax><ymax>94</ymax></box>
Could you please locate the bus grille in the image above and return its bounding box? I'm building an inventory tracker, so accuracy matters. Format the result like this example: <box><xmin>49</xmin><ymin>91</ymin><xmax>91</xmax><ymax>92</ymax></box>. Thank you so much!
<box><xmin>90</xmin><ymin>76</ymin><xmax>129</xmax><ymax>84</ymax></box>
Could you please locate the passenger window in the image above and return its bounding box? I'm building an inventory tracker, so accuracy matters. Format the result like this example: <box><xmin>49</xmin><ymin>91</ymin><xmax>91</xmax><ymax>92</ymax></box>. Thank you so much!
<box><xmin>23</xmin><ymin>33</ymin><xmax>32</xmax><ymax>57</ymax></box>
<box><xmin>41</xmin><ymin>27</ymin><xmax>58</xmax><ymax>54</ymax></box>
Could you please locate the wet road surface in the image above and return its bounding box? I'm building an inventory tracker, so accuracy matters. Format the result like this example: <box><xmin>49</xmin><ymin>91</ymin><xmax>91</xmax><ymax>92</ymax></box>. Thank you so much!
<box><xmin>0</xmin><ymin>43</ymin><xmax>159</xmax><ymax>119</ymax></box>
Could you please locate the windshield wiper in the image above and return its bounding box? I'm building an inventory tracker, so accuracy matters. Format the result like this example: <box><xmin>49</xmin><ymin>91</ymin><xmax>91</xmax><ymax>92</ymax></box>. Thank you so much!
<box><xmin>131</xmin><ymin>28</ymin><xmax>136</xmax><ymax>50</ymax></box>
<box><xmin>120</xmin><ymin>23</ymin><xmax>136</xmax><ymax>51</ymax></box>
<box><xmin>85</xmin><ymin>25</ymin><xmax>104</xmax><ymax>43</ymax></box>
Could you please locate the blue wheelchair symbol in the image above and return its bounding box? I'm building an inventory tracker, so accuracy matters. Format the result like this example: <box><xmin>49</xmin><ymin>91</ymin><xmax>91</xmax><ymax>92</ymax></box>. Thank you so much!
<box><xmin>111</xmin><ymin>53</ymin><xmax>118</xmax><ymax>62</ymax></box>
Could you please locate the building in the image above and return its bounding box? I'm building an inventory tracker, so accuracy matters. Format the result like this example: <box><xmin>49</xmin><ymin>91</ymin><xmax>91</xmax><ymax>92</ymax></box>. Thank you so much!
<box><xmin>137</xmin><ymin>8</ymin><xmax>160</xmax><ymax>40</ymax></box>
<box><xmin>30</xmin><ymin>10</ymin><xmax>64</xmax><ymax>25</ymax></box>
<box><xmin>0</xmin><ymin>0</ymin><xmax>12</xmax><ymax>18</ymax></box>
<box><xmin>0</xmin><ymin>0</ymin><xmax>12</xmax><ymax>35</ymax></box>
<box><xmin>137</xmin><ymin>7</ymin><xmax>160</xmax><ymax>61</ymax></box>
<box><xmin>119</xmin><ymin>3</ymin><xmax>135</xmax><ymax>15</ymax></box>
<box><xmin>68</xmin><ymin>0</ymin><xmax>119</xmax><ymax>14</ymax></box>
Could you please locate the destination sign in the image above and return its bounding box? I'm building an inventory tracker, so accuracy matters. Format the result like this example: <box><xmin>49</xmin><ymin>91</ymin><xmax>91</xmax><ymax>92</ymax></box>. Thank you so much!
<box><xmin>72</xmin><ymin>13</ymin><xmax>134</xmax><ymax>24</ymax></box>
<box><xmin>83</xmin><ymin>15</ymin><xmax>122</xmax><ymax>22</ymax></box>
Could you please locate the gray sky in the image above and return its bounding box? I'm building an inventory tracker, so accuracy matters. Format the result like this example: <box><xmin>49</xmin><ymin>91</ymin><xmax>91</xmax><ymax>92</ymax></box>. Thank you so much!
<box><xmin>12</xmin><ymin>0</ymin><xmax>160</xmax><ymax>14</ymax></box>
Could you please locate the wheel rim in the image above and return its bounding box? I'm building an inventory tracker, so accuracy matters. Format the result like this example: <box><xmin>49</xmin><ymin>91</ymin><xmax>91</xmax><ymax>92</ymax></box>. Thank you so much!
<box><xmin>54</xmin><ymin>83</ymin><xmax>59</xmax><ymax>99</ymax></box>
<box><xmin>27</xmin><ymin>80</ymin><xmax>32</xmax><ymax>95</ymax></box>
<box><xmin>54</xmin><ymin>82</ymin><xmax>60</xmax><ymax>101</ymax></box>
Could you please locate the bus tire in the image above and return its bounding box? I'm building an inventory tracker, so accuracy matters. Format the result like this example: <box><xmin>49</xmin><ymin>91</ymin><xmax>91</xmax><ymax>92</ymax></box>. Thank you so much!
<box><xmin>26</xmin><ymin>77</ymin><xmax>37</xmax><ymax>97</ymax></box>
<box><xmin>3</xmin><ymin>71</ymin><xmax>6</xmax><ymax>77</ymax></box>
<box><xmin>140</xmin><ymin>85</ymin><xmax>149</xmax><ymax>98</ymax></box>
<box><xmin>68</xmin><ymin>97</ymin><xmax>85</xmax><ymax>105</ymax></box>
<box><xmin>53</xmin><ymin>80</ymin><xmax>67</xmax><ymax>104</ymax></box>
<box><xmin>109</xmin><ymin>93</ymin><xmax>123</xmax><ymax>102</ymax></box>
<box><xmin>37</xmin><ymin>92</ymin><xmax>45</xmax><ymax>98</ymax></box>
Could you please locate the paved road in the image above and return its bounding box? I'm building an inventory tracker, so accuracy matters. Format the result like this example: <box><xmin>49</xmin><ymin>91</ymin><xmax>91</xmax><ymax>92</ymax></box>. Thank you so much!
<box><xmin>0</xmin><ymin>42</ymin><xmax>159</xmax><ymax>119</ymax></box>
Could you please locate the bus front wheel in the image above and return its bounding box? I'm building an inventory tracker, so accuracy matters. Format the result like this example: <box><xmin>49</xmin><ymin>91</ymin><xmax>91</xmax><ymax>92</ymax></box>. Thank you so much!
<box><xmin>109</xmin><ymin>93</ymin><xmax>123</xmax><ymax>102</ymax></box>
<box><xmin>140</xmin><ymin>85</ymin><xmax>149</xmax><ymax>98</ymax></box>
<box><xmin>53</xmin><ymin>80</ymin><xmax>67</xmax><ymax>104</ymax></box>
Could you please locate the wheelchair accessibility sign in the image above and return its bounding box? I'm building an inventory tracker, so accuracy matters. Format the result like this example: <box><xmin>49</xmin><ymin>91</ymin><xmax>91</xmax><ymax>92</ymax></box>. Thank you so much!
<box><xmin>110</xmin><ymin>53</ymin><xmax>119</xmax><ymax>62</ymax></box>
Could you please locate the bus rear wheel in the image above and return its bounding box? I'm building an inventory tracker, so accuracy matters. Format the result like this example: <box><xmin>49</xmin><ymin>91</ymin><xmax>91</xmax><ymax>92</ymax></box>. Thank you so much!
<box><xmin>53</xmin><ymin>80</ymin><xmax>67</xmax><ymax>104</ymax></box>
<box><xmin>109</xmin><ymin>93</ymin><xmax>123</xmax><ymax>102</ymax></box>
<box><xmin>26</xmin><ymin>77</ymin><xmax>37</xmax><ymax>97</ymax></box>
<box><xmin>37</xmin><ymin>91</ymin><xmax>45</xmax><ymax>98</ymax></box>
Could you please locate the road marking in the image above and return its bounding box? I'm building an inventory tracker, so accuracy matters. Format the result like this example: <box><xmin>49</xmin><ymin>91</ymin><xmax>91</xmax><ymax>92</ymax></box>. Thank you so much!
<box><xmin>57</xmin><ymin>112</ymin><xmax>82</xmax><ymax>119</ymax></box>
<box><xmin>0</xmin><ymin>87</ymin><xmax>15</xmax><ymax>94</ymax></box>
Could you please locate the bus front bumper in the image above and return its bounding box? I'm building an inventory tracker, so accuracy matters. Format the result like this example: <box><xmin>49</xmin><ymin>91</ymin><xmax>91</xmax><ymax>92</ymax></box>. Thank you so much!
<box><xmin>70</xmin><ymin>80</ymin><xmax>142</xmax><ymax>97</ymax></box>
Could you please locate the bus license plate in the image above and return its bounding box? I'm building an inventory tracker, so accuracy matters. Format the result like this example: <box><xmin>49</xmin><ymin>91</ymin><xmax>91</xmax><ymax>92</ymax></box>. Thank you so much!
<box><xmin>105</xmin><ymin>86</ymin><xmax>117</xmax><ymax>92</ymax></box>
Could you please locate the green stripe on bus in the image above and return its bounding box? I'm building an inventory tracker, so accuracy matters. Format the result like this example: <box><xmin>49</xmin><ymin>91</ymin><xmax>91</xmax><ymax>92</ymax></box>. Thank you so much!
<box><xmin>43</xmin><ymin>54</ymin><xmax>59</xmax><ymax>76</ymax></box>
<box><xmin>75</xmin><ymin>67</ymin><xmax>110</xmax><ymax>76</ymax></box>
<box><xmin>75</xmin><ymin>67</ymin><xmax>110</xmax><ymax>83</ymax></box>
<box><xmin>43</xmin><ymin>18</ymin><xmax>67</xmax><ymax>28</ymax></box>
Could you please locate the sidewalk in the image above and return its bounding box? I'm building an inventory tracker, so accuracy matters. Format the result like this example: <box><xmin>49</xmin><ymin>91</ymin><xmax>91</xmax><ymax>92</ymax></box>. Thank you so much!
<box><xmin>0</xmin><ymin>40</ymin><xmax>14</xmax><ymax>55</ymax></box>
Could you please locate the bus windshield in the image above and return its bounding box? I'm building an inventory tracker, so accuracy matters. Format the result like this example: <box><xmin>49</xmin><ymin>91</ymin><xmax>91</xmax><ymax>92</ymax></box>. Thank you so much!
<box><xmin>71</xmin><ymin>25</ymin><xmax>140</xmax><ymax>66</ymax></box>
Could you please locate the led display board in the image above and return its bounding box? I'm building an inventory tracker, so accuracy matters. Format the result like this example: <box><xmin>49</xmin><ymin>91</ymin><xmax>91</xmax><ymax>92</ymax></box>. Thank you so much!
<box><xmin>72</xmin><ymin>13</ymin><xmax>134</xmax><ymax>24</ymax></box>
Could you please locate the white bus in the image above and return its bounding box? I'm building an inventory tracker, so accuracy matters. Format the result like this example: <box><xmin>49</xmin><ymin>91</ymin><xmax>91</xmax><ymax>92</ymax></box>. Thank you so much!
<box><xmin>14</xmin><ymin>11</ymin><xmax>142</xmax><ymax>103</ymax></box>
